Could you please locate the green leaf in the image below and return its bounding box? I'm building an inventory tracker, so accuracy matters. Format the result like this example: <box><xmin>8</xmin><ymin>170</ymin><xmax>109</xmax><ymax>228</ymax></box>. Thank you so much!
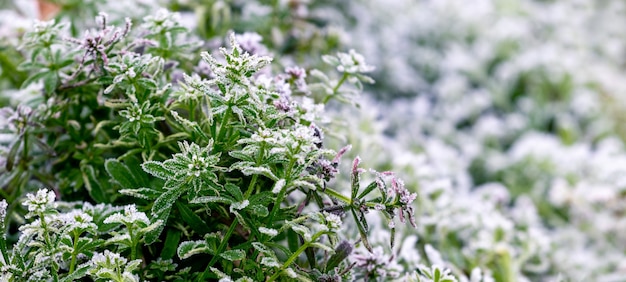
<box><xmin>351</xmin><ymin>208</ymin><xmax>372</xmax><ymax>252</ymax></box>
<box><xmin>247</xmin><ymin>204</ymin><xmax>269</xmax><ymax>218</ymax></box>
<box><xmin>228</xmin><ymin>150</ymin><xmax>254</xmax><ymax>162</ymax></box>
<box><xmin>161</xmin><ymin>229</ymin><xmax>182</xmax><ymax>260</ymax></box>
<box><xmin>309</xmin><ymin>242</ymin><xmax>334</xmax><ymax>253</ymax></box>
<box><xmin>119</xmin><ymin>187</ymin><xmax>161</xmax><ymax>200</ymax></box>
<box><xmin>75</xmin><ymin>238</ymin><xmax>103</xmax><ymax>253</ymax></box>
<box><xmin>252</xmin><ymin>242</ymin><xmax>273</xmax><ymax>255</ymax></box>
<box><xmin>357</xmin><ymin>181</ymin><xmax>378</xmax><ymax>200</ymax></box>
<box><xmin>190</xmin><ymin>196</ymin><xmax>233</xmax><ymax>205</ymax></box>
<box><xmin>219</xmin><ymin>249</ymin><xmax>246</xmax><ymax>261</ymax></box>
<box><xmin>224</xmin><ymin>183</ymin><xmax>243</xmax><ymax>201</ymax></box>
<box><xmin>43</xmin><ymin>72</ymin><xmax>58</xmax><ymax>94</ymax></box>
<box><xmin>291</xmin><ymin>224</ymin><xmax>311</xmax><ymax>241</ymax></box>
<box><xmin>260</xmin><ymin>257</ymin><xmax>281</xmax><ymax>268</ymax></box>
<box><xmin>81</xmin><ymin>165</ymin><xmax>108</xmax><ymax>203</ymax></box>
<box><xmin>20</xmin><ymin>70</ymin><xmax>49</xmax><ymax>89</ymax></box>
<box><xmin>178</xmin><ymin>240</ymin><xmax>211</xmax><ymax>259</ymax></box>
<box><xmin>287</xmin><ymin>229</ymin><xmax>299</xmax><ymax>254</ymax></box>
<box><xmin>325</xmin><ymin>240</ymin><xmax>352</xmax><ymax>271</ymax></box>
<box><xmin>60</xmin><ymin>265</ymin><xmax>90</xmax><ymax>282</ymax></box>
<box><xmin>137</xmin><ymin>77</ymin><xmax>157</xmax><ymax>90</ymax></box>
<box><xmin>240</xmin><ymin>166</ymin><xmax>279</xmax><ymax>181</ymax></box>
<box><xmin>139</xmin><ymin>220</ymin><xmax>163</xmax><ymax>234</ymax></box>
<box><xmin>142</xmin><ymin>161</ymin><xmax>173</xmax><ymax>180</ymax></box>
<box><xmin>152</xmin><ymin>186</ymin><xmax>185</xmax><ymax>216</ymax></box>
<box><xmin>5</xmin><ymin>138</ymin><xmax>20</xmax><ymax>172</ymax></box>
<box><xmin>147</xmin><ymin>187</ymin><xmax>186</xmax><ymax>244</ymax></box>
<box><xmin>105</xmin><ymin>159</ymin><xmax>140</xmax><ymax>189</ymax></box>
<box><xmin>248</xmin><ymin>191</ymin><xmax>274</xmax><ymax>206</ymax></box>
<box><xmin>176</xmin><ymin>201</ymin><xmax>211</xmax><ymax>235</ymax></box>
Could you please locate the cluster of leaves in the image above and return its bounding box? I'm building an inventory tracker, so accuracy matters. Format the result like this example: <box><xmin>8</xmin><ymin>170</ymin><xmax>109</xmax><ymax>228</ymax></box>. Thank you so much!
<box><xmin>0</xmin><ymin>8</ymin><xmax>418</xmax><ymax>282</ymax></box>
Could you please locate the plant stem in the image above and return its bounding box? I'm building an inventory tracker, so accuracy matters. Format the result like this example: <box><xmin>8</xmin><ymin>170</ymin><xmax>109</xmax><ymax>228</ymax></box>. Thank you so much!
<box><xmin>39</xmin><ymin>212</ymin><xmax>59</xmax><ymax>282</ymax></box>
<box><xmin>267</xmin><ymin>232</ymin><xmax>324</xmax><ymax>282</ymax></box>
<box><xmin>217</xmin><ymin>108</ymin><xmax>232</xmax><ymax>142</ymax></box>
<box><xmin>68</xmin><ymin>231</ymin><xmax>80</xmax><ymax>274</ymax></box>
<box><xmin>244</xmin><ymin>143</ymin><xmax>264</xmax><ymax>198</ymax></box>
<box><xmin>323</xmin><ymin>188</ymin><xmax>351</xmax><ymax>204</ymax></box>
<box><xmin>128</xmin><ymin>224</ymin><xmax>137</xmax><ymax>260</ymax></box>
<box><xmin>497</xmin><ymin>248</ymin><xmax>517</xmax><ymax>282</ymax></box>
<box><xmin>323</xmin><ymin>72</ymin><xmax>349</xmax><ymax>104</ymax></box>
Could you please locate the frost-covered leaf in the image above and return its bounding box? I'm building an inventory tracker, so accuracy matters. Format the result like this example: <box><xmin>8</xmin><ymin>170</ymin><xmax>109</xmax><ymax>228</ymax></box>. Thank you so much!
<box><xmin>291</xmin><ymin>224</ymin><xmax>312</xmax><ymax>242</ymax></box>
<box><xmin>230</xmin><ymin>161</ymin><xmax>279</xmax><ymax>181</ymax></box>
<box><xmin>219</xmin><ymin>249</ymin><xmax>246</xmax><ymax>261</ymax></box>
<box><xmin>142</xmin><ymin>161</ymin><xmax>173</xmax><ymax>180</ymax></box>
<box><xmin>252</xmin><ymin>242</ymin><xmax>274</xmax><ymax>255</ymax></box>
<box><xmin>190</xmin><ymin>196</ymin><xmax>233</xmax><ymax>205</ymax></box>
<box><xmin>119</xmin><ymin>188</ymin><xmax>160</xmax><ymax>200</ymax></box>
<box><xmin>146</xmin><ymin>187</ymin><xmax>185</xmax><ymax>244</ymax></box>
<box><xmin>248</xmin><ymin>204</ymin><xmax>269</xmax><ymax>217</ymax></box>
<box><xmin>288</xmin><ymin>180</ymin><xmax>317</xmax><ymax>191</ymax></box>
<box><xmin>272</xmin><ymin>179</ymin><xmax>286</xmax><ymax>194</ymax></box>
<box><xmin>321</xmin><ymin>55</ymin><xmax>339</xmax><ymax>67</ymax></box>
<box><xmin>106</xmin><ymin>159</ymin><xmax>142</xmax><ymax>189</ymax></box>
<box><xmin>178</xmin><ymin>240</ymin><xmax>211</xmax><ymax>259</ymax></box>
<box><xmin>224</xmin><ymin>183</ymin><xmax>243</xmax><ymax>201</ymax></box>
<box><xmin>261</xmin><ymin>256</ymin><xmax>281</xmax><ymax>268</ymax></box>
<box><xmin>309</xmin><ymin>242</ymin><xmax>334</xmax><ymax>253</ymax></box>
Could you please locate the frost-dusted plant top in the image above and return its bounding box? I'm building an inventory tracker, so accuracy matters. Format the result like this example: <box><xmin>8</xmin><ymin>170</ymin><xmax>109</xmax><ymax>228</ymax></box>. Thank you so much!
<box><xmin>0</xmin><ymin>8</ymin><xmax>423</xmax><ymax>281</ymax></box>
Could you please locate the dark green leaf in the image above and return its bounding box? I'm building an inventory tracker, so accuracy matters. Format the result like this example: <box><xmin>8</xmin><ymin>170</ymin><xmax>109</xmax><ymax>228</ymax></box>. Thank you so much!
<box><xmin>147</xmin><ymin>187</ymin><xmax>186</xmax><ymax>244</ymax></box>
<box><xmin>357</xmin><ymin>182</ymin><xmax>378</xmax><ymax>200</ymax></box>
<box><xmin>219</xmin><ymin>249</ymin><xmax>245</xmax><ymax>261</ymax></box>
<box><xmin>351</xmin><ymin>208</ymin><xmax>372</xmax><ymax>252</ymax></box>
<box><xmin>152</xmin><ymin>186</ymin><xmax>185</xmax><ymax>216</ymax></box>
<box><xmin>228</xmin><ymin>150</ymin><xmax>254</xmax><ymax>162</ymax></box>
<box><xmin>161</xmin><ymin>229</ymin><xmax>182</xmax><ymax>260</ymax></box>
<box><xmin>224</xmin><ymin>183</ymin><xmax>243</xmax><ymax>201</ymax></box>
<box><xmin>122</xmin><ymin>156</ymin><xmax>152</xmax><ymax>187</ymax></box>
<box><xmin>5</xmin><ymin>137</ymin><xmax>21</xmax><ymax>172</ymax></box>
<box><xmin>105</xmin><ymin>159</ymin><xmax>140</xmax><ymax>189</ymax></box>
<box><xmin>247</xmin><ymin>204</ymin><xmax>269</xmax><ymax>218</ymax></box>
<box><xmin>81</xmin><ymin>165</ymin><xmax>108</xmax><ymax>203</ymax></box>
<box><xmin>325</xmin><ymin>240</ymin><xmax>353</xmax><ymax>271</ymax></box>
<box><xmin>248</xmin><ymin>192</ymin><xmax>274</xmax><ymax>206</ymax></box>
<box><xmin>75</xmin><ymin>238</ymin><xmax>104</xmax><ymax>254</ymax></box>
<box><xmin>287</xmin><ymin>229</ymin><xmax>299</xmax><ymax>253</ymax></box>
<box><xmin>60</xmin><ymin>265</ymin><xmax>90</xmax><ymax>282</ymax></box>
<box><xmin>176</xmin><ymin>201</ymin><xmax>211</xmax><ymax>235</ymax></box>
<box><xmin>43</xmin><ymin>72</ymin><xmax>58</xmax><ymax>94</ymax></box>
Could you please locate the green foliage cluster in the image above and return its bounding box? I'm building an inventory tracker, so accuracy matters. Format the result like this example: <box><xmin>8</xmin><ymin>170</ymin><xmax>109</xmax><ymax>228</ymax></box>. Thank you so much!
<box><xmin>0</xmin><ymin>7</ymin><xmax>416</xmax><ymax>281</ymax></box>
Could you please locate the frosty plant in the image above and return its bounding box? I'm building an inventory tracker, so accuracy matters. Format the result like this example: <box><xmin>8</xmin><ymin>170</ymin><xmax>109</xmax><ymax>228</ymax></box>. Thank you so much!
<box><xmin>0</xmin><ymin>10</ymin><xmax>419</xmax><ymax>281</ymax></box>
